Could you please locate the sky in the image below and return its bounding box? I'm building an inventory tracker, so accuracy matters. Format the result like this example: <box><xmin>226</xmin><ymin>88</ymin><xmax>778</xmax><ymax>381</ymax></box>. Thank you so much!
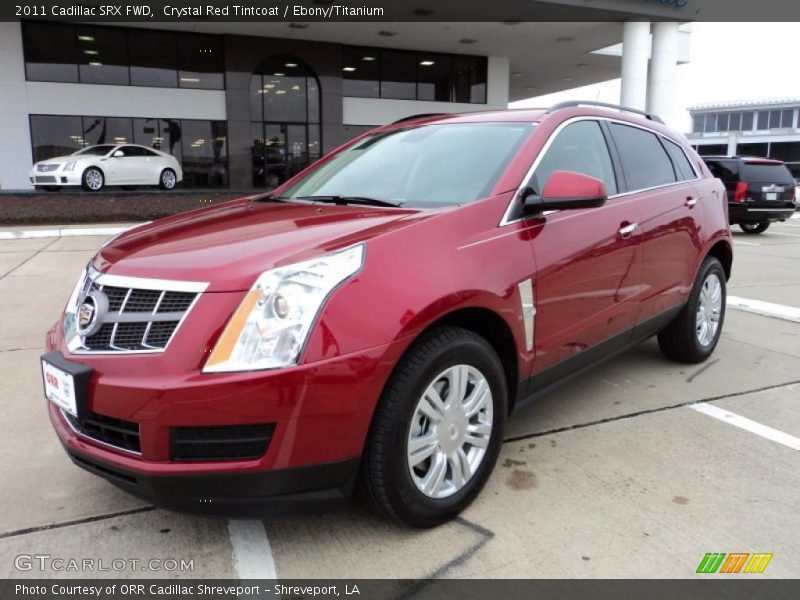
<box><xmin>510</xmin><ymin>23</ymin><xmax>800</xmax><ymax>133</ymax></box>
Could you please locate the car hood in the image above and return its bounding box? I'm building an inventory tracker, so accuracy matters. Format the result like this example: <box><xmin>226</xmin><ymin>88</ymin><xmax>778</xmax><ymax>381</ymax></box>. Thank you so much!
<box><xmin>94</xmin><ymin>198</ymin><xmax>430</xmax><ymax>291</ymax></box>
<box><xmin>35</xmin><ymin>155</ymin><xmax>78</xmax><ymax>166</ymax></box>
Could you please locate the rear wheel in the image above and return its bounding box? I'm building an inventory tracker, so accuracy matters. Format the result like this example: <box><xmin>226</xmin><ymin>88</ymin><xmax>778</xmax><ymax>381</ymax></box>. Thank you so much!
<box><xmin>81</xmin><ymin>167</ymin><xmax>104</xmax><ymax>192</ymax></box>
<box><xmin>740</xmin><ymin>222</ymin><xmax>770</xmax><ymax>234</ymax></box>
<box><xmin>658</xmin><ymin>257</ymin><xmax>726</xmax><ymax>364</ymax></box>
<box><xmin>159</xmin><ymin>168</ymin><xmax>177</xmax><ymax>190</ymax></box>
<box><xmin>362</xmin><ymin>326</ymin><xmax>506</xmax><ymax>528</ymax></box>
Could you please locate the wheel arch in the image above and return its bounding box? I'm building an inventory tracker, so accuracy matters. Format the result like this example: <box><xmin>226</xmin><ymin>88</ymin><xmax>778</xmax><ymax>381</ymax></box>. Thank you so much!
<box><xmin>408</xmin><ymin>306</ymin><xmax>520</xmax><ymax>416</ymax></box>
<box><xmin>705</xmin><ymin>239</ymin><xmax>733</xmax><ymax>281</ymax></box>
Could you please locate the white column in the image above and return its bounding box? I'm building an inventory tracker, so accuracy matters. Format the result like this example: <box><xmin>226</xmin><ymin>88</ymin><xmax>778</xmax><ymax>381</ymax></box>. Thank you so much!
<box><xmin>487</xmin><ymin>56</ymin><xmax>510</xmax><ymax>109</ymax></box>
<box><xmin>0</xmin><ymin>22</ymin><xmax>33</xmax><ymax>189</ymax></box>
<box><xmin>620</xmin><ymin>21</ymin><xmax>650</xmax><ymax>111</ymax></box>
<box><xmin>727</xmin><ymin>135</ymin><xmax>737</xmax><ymax>156</ymax></box>
<box><xmin>648</xmin><ymin>21</ymin><xmax>680</xmax><ymax>126</ymax></box>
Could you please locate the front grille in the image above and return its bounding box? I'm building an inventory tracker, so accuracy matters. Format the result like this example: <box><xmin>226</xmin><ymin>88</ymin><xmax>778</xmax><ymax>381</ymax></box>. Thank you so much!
<box><xmin>73</xmin><ymin>271</ymin><xmax>201</xmax><ymax>353</ymax></box>
<box><xmin>170</xmin><ymin>423</ymin><xmax>276</xmax><ymax>461</ymax></box>
<box><xmin>65</xmin><ymin>410</ymin><xmax>141</xmax><ymax>454</ymax></box>
<box><xmin>34</xmin><ymin>175</ymin><xmax>57</xmax><ymax>183</ymax></box>
<box><xmin>37</xmin><ymin>164</ymin><xmax>59</xmax><ymax>172</ymax></box>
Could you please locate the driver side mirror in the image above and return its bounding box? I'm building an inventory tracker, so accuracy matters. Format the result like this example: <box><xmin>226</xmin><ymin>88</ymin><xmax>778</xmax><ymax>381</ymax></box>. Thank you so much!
<box><xmin>112</xmin><ymin>150</ymin><xmax>124</xmax><ymax>158</ymax></box>
<box><xmin>522</xmin><ymin>170</ymin><xmax>608</xmax><ymax>215</ymax></box>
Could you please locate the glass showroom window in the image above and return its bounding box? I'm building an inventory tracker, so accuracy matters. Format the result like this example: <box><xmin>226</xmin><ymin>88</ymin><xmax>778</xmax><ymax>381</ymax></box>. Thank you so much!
<box><xmin>178</xmin><ymin>34</ymin><xmax>224</xmax><ymax>89</ymax></box>
<box><xmin>342</xmin><ymin>46</ymin><xmax>380</xmax><ymax>98</ymax></box>
<box><xmin>380</xmin><ymin>49</ymin><xmax>417</xmax><ymax>100</ymax></box>
<box><xmin>251</xmin><ymin>57</ymin><xmax>322</xmax><ymax>188</ymax></box>
<box><xmin>30</xmin><ymin>115</ymin><xmax>228</xmax><ymax>188</ymax></box>
<box><xmin>129</xmin><ymin>29</ymin><xmax>178</xmax><ymax>87</ymax></box>
<box><xmin>29</xmin><ymin>115</ymin><xmax>83</xmax><ymax>161</ymax></box>
<box><xmin>75</xmin><ymin>26</ymin><xmax>129</xmax><ymax>85</ymax></box>
<box><xmin>417</xmin><ymin>52</ymin><xmax>453</xmax><ymax>102</ymax></box>
<box><xmin>23</xmin><ymin>21</ymin><xmax>79</xmax><ymax>83</ymax></box>
<box><xmin>22</xmin><ymin>22</ymin><xmax>224</xmax><ymax>90</ymax></box>
<box><xmin>82</xmin><ymin>117</ymin><xmax>134</xmax><ymax>147</ymax></box>
<box><xmin>453</xmin><ymin>55</ymin><xmax>487</xmax><ymax>103</ymax></box>
<box><xmin>181</xmin><ymin>120</ymin><xmax>229</xmax><ymax>187</ymax></box>
<box><xmin>342</xmin><ymin>46</ymin><xmax>487</xmax><ymax>104</ymax></box>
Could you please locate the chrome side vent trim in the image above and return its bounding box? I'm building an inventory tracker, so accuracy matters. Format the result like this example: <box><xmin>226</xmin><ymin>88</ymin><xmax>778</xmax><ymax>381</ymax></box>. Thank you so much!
<box><xmin>518</xmin><ymin>278</ymin><xmax>536</xmax><ymax>352</ymax></box>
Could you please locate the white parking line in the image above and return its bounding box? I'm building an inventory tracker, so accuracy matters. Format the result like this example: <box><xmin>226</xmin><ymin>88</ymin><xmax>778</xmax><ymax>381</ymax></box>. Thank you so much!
<box><xmin>228</xmin><ymin>519</ymin><xmax>277</xmax><ymax>579</ymax></box>
<box><xmin>0</xmin><ymin>225</ymin><xmax>139</xmax><ymax>240</ymax></box>
<box><xmin>689</xmin><ymin>403</ymin><xmax>800</xmax><ymax>451</ymax></box>
<box><xmin>727</xmin><ymin>296</ymin><xmax>800</xmax><ymax>323</ymax></box>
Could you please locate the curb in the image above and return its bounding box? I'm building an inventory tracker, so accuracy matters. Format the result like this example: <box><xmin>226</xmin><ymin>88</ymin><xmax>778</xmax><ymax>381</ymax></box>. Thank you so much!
<box><xmin>0</xmin><ymin>224</ymin><xmax>142</xmax><ymax>241</ymax></box>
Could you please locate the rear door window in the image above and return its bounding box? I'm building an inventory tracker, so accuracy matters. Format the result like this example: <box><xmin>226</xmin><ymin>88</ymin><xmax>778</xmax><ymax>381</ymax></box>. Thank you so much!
<box><xmin>609</xmin><ymin>123</ymin><xmax>677</xmax><ymax>191</ymax></box>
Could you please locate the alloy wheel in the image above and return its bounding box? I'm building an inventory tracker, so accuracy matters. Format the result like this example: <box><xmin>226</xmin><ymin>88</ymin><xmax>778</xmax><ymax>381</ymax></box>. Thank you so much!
<box><xmin>162</xmin><ymin>170</ymin><xmax>176</xmax><ymax>189</ymax></box>
<box><xmin>407</xmin><ymin>364</ymin><xmax>493</xmax><ymax>499</ymax></box>
<box><xmin>696</xmin><ymin>272</ymin><xmax>722</xmax><ymax>347</ymax></box>
<box><xmin>85</xmin><ymin>169</ymin><xmax>103</xmax><ymax>191</ymax></box>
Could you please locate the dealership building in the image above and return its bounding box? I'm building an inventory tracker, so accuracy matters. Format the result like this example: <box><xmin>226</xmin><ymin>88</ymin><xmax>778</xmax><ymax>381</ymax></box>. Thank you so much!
<box><xmin>687</xmin><ymin>98</ymin><xmax>800</xmax><ymax>180</ymax></box>
<box><xmin>0</xmin><ymin>2</ymin><xmax>693</xmax><ymax>190</ymax></box>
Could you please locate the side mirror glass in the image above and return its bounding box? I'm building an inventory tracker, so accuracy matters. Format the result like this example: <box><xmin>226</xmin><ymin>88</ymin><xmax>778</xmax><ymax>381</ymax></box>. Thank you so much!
<box><xmin>523</xmin><ymin>170</ymin><xmax>608</xmax><ymax>214</ymax></box>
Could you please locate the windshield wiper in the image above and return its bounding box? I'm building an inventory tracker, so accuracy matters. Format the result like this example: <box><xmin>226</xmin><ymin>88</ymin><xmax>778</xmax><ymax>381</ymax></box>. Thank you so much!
<box><xmin>295</xmin><ymin>195</ymin><xmax>403</xmax><ymax>208</ymax></box>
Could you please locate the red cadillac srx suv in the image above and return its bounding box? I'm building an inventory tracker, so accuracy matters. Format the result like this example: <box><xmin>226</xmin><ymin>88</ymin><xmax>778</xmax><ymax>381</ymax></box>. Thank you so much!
<box><xmin>43</xmin><ymin>102</ymin><xmax>732</xmax><ymax>527</ymax></box>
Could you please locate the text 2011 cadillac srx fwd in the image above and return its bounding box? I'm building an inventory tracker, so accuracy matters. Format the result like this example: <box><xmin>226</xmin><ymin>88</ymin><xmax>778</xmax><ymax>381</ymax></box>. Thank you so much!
<box><xmin>42</xmin><ymin>103</ymin><xmax>732</xmax><ymax>527</ymax></box>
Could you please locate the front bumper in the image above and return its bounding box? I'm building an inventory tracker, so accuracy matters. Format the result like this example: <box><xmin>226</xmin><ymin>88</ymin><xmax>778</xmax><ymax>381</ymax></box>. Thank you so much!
<box><xmin>728</xmin><ymin>202</ymin><xmax>796</xmax><ymax>223</ymax></box>
<box><xmin>29</xmin><ymin>171</ymin><xmax>82</xmax><ymax>186</ymax></box>
<box><xmin>46</xmin><ymin>333</ymin><xmax>409</xmax><ymax>514</ymax></box>
<box><xmin>57</xmin><ymin>418</ymin><xmax>360</xmax><ymax>516</ymax></box>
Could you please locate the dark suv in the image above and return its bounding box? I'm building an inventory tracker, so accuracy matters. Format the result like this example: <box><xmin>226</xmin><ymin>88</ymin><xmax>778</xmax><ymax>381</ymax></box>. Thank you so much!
<box><xmin>704</xmin><ymin>156</ymin><xmax>797</xmax><ymax>234</ymax></box>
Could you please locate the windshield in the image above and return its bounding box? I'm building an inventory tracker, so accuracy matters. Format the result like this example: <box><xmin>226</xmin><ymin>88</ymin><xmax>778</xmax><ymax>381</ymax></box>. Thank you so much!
<box><xmin>280</xmin><ymin>122</ymin><xmax>533</xmax><ymax>207</ymax></box>
<box><xmin>72</xmin><ymin>145</ymin><xmax>117</xmax><ymax>157</ymax></box>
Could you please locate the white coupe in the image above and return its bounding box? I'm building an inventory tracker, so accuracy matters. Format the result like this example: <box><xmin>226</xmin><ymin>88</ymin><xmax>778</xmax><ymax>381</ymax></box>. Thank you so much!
<box><xmin>29</xmin><ymin>144</ymin><xmax>183</xmax><ymax>192</ymax></box>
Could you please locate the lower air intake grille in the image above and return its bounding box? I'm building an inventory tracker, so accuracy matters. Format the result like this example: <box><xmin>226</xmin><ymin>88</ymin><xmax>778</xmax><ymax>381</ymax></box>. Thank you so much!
<box><xmin>65</xmin><ymin>410</ymin><xmax>141</xmax><ymax>453</ymax></box>
<box><xmin>170</xmin><ymin>423</ymin><xmax>276</xmax><ymax>461</ymax></box>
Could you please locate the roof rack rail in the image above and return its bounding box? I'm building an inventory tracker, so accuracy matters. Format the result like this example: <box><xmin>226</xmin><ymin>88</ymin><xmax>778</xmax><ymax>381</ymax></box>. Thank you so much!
<box><xmin>391</xmin><ymin>113</ymin><xmax>450</xmax><ymax>124</ymax></box>
<box><xmin>546</xmin><ymin>101</ymin><xmax>664</xmax><ymax>124</ymax></box>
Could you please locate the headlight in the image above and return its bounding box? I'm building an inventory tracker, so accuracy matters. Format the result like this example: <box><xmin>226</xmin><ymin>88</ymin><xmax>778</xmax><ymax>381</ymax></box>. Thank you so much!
<box><xmin>204</xmin><ymin>243</ymin><xmax>365</xmax><ymax>373</ymax></box>
<box><xmin>63</xmin><ymin>161</ymin><xmax>77</xmax><ymax>172</ymax></box>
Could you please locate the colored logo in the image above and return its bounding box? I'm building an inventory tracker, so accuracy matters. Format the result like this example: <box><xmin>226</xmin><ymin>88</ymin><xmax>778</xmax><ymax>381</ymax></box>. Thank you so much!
<box><xmin>76</xmin><ymin>290</ymin><xmax>108</xmax><ymax>337</ymax></box>
<box><xmin>696</xmin><ymin>553</ymin><xmax>773</xmax><ymax>574</ymax></box>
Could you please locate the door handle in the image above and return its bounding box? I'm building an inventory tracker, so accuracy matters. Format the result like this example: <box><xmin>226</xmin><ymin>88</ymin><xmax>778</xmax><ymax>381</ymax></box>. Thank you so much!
<box><xmin>685</xmin><ymin>197</ymin><xmax>698</xmax><ymax>208</ymax></box>
<box><xmin>618</xmin><ymin>222</ymin><xmax>638</xmax><ymax>238</ymax></box>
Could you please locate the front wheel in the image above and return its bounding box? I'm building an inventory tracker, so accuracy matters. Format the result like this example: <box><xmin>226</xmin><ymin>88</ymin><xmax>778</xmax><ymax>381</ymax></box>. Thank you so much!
<box><xmin>159</xmin><ymin>168</ymin><xmax>177</xmax><ymax>190</ymax></box>
<box><xmin>362</xmin><ymin>326</ymin><xmax>507</xmax><ymax>528</ymax></box>
<box><xmin>81</xmin><ymin>167</ymin><xmax>104</xmax><ymax>192</ymax></box>
<box><xmin>740</xmin><ymin>222</ymin><xmax>770</xmax><ymax>234</ymax></box>
<box><xmin>658</xmin><ymin>256</ymin><xmax>726</xmax><ymax>364</ymax></box>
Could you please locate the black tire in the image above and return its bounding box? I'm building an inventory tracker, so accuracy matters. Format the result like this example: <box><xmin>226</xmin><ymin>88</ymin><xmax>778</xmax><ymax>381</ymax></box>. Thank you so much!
<box><xmin>81</xmin><ymin>167</ymin><xmax>104</xmax><ymax>192</ymax></box>
<box><xmin>740</xmin><ymin>222</ymin><xmax>770</xmax><ymax>234</ymax></box>
<box><xmin>159</xmin><ymin>168</ymin><xmax>177</xmax><ymax>190</ymax></box>
<box><xmin>361</xmin><ymin>326</ymin><xmax>507</xmax><ymax>528</ymax></box>
<box><xmin>657</xmin><ymin>257</ymin><xmax>726</xmax><ymax>364</ymax></box>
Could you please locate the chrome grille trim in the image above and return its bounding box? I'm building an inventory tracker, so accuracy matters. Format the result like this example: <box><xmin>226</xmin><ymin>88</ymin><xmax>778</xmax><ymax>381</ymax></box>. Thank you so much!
<box><xmin>65</xmin><ymin>266</ymin><xmax>208</xmax><ymax>355</ymax></box>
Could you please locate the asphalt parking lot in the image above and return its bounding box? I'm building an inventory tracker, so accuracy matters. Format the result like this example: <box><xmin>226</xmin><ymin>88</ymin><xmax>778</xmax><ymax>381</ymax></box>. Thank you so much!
<box><xmin>0</xmin><ymin>217</ymin><xmax>798</xmax><ymax>579</ymax></box>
